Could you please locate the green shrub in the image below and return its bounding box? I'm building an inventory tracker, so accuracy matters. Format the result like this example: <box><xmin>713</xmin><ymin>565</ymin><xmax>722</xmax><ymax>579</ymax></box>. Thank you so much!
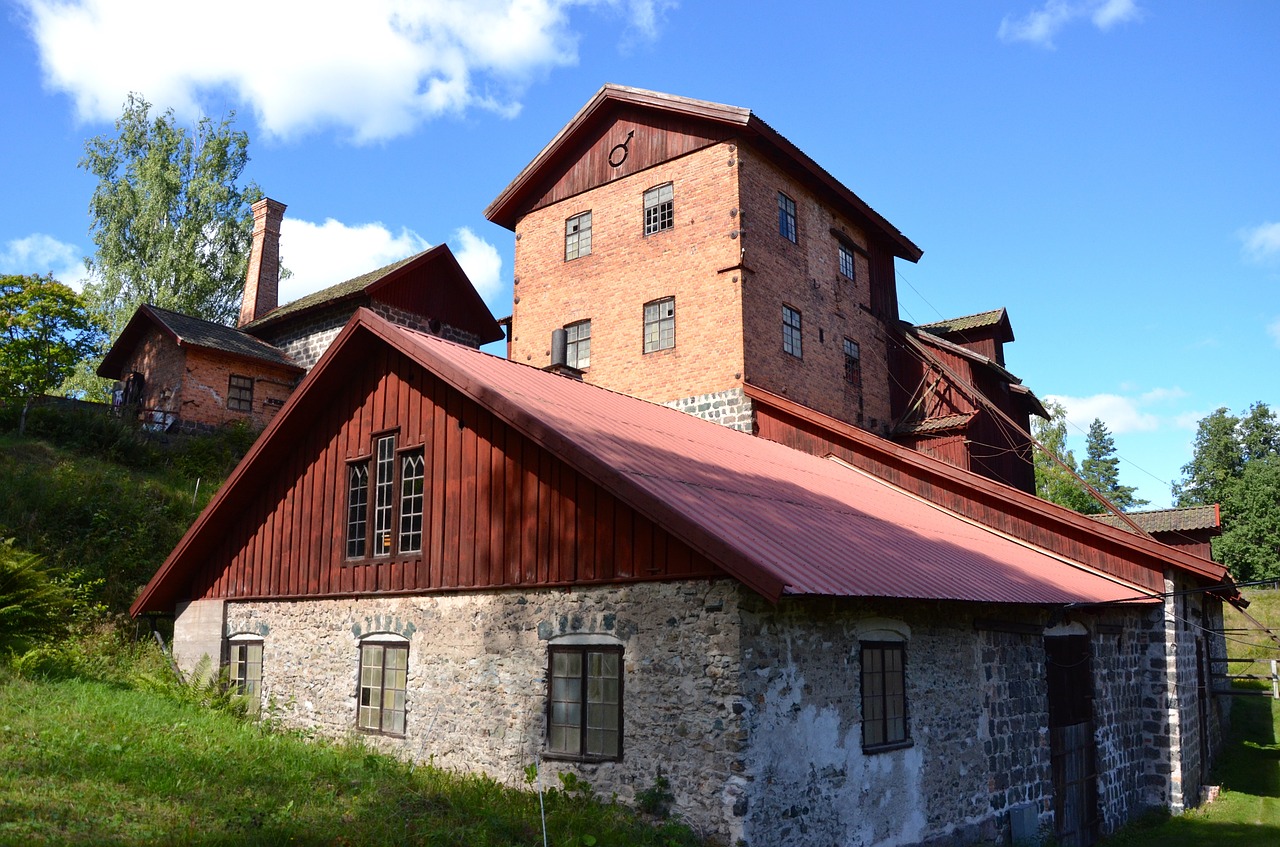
<box><xmin>0</xmin><ymin>539</ymin><xmax>75</xmax><ymax>653</ymax></box>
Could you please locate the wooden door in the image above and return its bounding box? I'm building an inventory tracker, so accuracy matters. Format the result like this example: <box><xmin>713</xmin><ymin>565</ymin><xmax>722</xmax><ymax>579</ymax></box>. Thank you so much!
<box><xmin>1046</xmin><ymin>634</ymin><xmax>1098</xmax><ymax>847</ymax></box>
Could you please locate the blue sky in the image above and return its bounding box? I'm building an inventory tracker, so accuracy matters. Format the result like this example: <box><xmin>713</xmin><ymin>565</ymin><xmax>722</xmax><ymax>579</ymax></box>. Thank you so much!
<box><xmin>2</xmin><ymin>0</ymin><xmax>1277</xmax><ymax>509</ymax></box>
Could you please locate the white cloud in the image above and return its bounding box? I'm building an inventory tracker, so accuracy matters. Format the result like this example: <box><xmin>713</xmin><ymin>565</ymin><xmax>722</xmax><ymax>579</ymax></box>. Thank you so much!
<box><xmin>451</xmin><ymin>227</ymin><xmax>505</xmax><ymax>305</ymax></box>
<box><xmin>0</xmin><ymin>233</ymin><xmax>90</xmax><ymax>290</ymax></box>
<box><xmin>1047</xmin><ymin>392</ymin><xmax>1161</xmax><ymax>434</ymax></box>
<box><xmin>278</xmin><ymin>217</ymin><xmax>505</xmax><ymax>311</ymax></box>
<box><xmin>21</xmin><ymin>0</ymin><xmax>669</xmax><ymax>143</ymax></box>
<box><xmin>1268</xmin><ymin>316</ymin><xmax>1280</xmax><ymax>348</ymax></box>
<box><xmin>1139</xmin><ymin>386</ymin><xmax>1188</xmax><ymax>405</ymax></box>
<box><xmin>1240</xmin><ymin>221</ymin><xmax>1280</xmax><ymax>264</ymax></box>
<box><xmin>998</xmin><ymin>0</ymin><xmax>1142</xmax><ymax>48</ymax></box>
<box><xmin>278</xmin><ymin>218</ymin><xmax>432</xmax><ymax>303</ymax></box>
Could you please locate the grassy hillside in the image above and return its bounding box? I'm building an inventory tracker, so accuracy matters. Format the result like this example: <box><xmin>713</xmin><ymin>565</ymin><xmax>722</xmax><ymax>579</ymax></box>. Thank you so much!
<box><xmin>0</xmin><ymin>662</ymin><xmax>703</xmax><ymax>846</ymax></box>
<box><xmin>0</xmin><ymin>405</ymin><xmax>250</xmax><ymax>613</ymax></box>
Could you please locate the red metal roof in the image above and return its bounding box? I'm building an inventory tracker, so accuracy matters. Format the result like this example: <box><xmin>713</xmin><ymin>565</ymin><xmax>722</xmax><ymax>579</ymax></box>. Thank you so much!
<box><xmin>134</xmin><ymin>309</ymin><xmax>1224</xmax><ymax>616</ymax></box>
<box><xmin>373</xmin><ymin>316</ymin><xmax>1159</xmax><ymax>606</ymax></box>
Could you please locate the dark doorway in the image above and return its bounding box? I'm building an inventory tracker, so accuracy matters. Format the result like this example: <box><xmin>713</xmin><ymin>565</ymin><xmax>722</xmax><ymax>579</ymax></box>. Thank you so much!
<box><xmin>1045</xmin><ymin>634</ymin><xmax>1099</xmax><ymax>847</ymax></box>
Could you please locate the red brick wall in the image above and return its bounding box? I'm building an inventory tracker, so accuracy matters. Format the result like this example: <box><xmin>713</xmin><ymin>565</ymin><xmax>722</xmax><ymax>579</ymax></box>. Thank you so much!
<box><xmin>113</xmin><ymin>328</ymin><xmax>298</xmax><ymax>431</ymax></box>
<box><xmin>118</xmin><ymin>327</ymin><xmax>188</xmax><ymax>417</ymax></box>
<box><xmin>735</xmin><ymin>146</ymin><xmax>895</xmax><ymax>432</ymax></box>
<box><xmin>509</xmin><ymin>142</ymin><xmax>746</xmax><ymax>403</ymax></box>
<box><xmin>179</xmin><ymin>350</ymin><xmax>298</xmax><ymax>430</ymax></box>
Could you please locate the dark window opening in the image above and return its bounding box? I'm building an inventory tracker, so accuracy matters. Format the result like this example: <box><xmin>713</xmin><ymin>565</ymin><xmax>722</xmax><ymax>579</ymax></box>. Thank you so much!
<box><xmin>228</xmin><ymin>374</ymin><xmax>254</xmax><ymax>412</ymax></box>
<box><xmin>778</xmin><ymin>192</ymin><xmax>797</xmax><ymax>243</ymax></box>
<box><xmin>861</xmin><ymin>641</ymin><xmax>908</xmax><ymax>750</ymax></box>
<box><xmin>783</xmin><ymin>305</ymin><xmax>803</xmax><ymax>358</ymax></box>
<box><xmin>548</xmin><ymin>644</ymin><xmax>622</xmax><ymax>761</ymax></box>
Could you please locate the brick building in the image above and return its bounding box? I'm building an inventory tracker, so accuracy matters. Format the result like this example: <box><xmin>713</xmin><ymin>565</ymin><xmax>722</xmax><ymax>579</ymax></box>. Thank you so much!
<box><xmin>98</xmin><ymin>198</ymin><xmax>503</xmax><ymax>433</ymax></box>
<box><xmin>487</xmin><ymin>85</ymin><xmax>1044</xmax><ymax>491</ymax></box>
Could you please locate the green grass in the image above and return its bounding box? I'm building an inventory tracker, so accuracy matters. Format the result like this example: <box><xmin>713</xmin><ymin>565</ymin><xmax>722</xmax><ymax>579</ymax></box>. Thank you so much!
<box><xmin>0</xmin><ymin>663</ymin><xmax>704</xmax><ymax>847</ymax></box>
<box><xmin>1103</xmin><ymin>588</ymin><xmax>1280</xmax><ymax>846</ymax></box>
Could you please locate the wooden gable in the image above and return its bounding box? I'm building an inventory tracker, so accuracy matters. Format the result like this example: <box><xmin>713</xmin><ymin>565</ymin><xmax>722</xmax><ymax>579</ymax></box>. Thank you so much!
<box><xmin>513</xmin><ymin>103</ymin><xmax>731</xmax><ymax>219</ymax></box>
<box><xmin>177</xmin><ymin>338</ymin><xmax>724</xmax><ymax>607</ymax></box>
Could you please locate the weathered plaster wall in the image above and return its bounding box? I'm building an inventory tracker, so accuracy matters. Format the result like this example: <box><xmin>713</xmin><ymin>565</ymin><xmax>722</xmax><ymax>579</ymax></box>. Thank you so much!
<box><xmin>736</xmin><ymin>597</ymin><xmax>1000</xmax><ymax>847</ymax></box>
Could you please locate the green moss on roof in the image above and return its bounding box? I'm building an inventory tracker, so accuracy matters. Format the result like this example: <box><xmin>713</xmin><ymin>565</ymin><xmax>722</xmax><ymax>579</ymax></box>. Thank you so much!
<box><xmin>242</xmin><ymin>252</ymin><xmax>425</xmax><ymax>330</ymax></box>
<box><xmin>146</xmin><ymin>306</ymin><xmax>300</xmax><ymax>370</ymax></box>
<box><xmin>917</xmin><ymin>308</ymin><xmax>1008</xmax><ymax>336</ymax></box>
<box><xmin>1092</xmin><ymin>505</ymin><xmax>1220</xmax><ymax>534</ymax></box>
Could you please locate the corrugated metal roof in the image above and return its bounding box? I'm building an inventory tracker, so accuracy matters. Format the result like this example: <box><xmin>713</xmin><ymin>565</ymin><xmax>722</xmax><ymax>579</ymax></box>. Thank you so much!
<box><xmin>385</xmin><ymin>322</ymin><xmax>1156</xmax><ymax>606</ymax></box>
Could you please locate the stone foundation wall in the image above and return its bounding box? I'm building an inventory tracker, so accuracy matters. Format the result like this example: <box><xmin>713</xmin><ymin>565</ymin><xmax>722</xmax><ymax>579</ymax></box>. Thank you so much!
<box><xmin>737</xmin><ymin>597</ymin><xmax>1004</xmax><ymax>847</ymax></box>
<box><xmin>1091</xmin><ymin>607</ymin><xmax>1160</xmax><ymax>835</ymax></box>
<box><xmin>664</xmin><ymin>387</ymin><xmax>755</xmax><ymax>433</ymax></box>
<box><xmin>217</xmin><ymin>581</ymin><xmax>746</xmax><ymax>840</ymax></box>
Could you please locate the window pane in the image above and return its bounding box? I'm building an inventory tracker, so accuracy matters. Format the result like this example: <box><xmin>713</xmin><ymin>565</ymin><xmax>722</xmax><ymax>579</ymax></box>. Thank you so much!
<box><xmin>399</xmin><ymin>451</ymin><xmax>425</xmax><ymax>553</ymax></box>
<box><xmin>548</xmin><ymin>646</ymin><xmax>621</xmax><ymax>760</ymax></box>
<box><xmin>347</xmin><ymin>464</ymin><xmax>369</xmax><ymax>558</ymax></box>
<box><xmin>839</xmin><ymin>243</ymin><xmax>856</xmax><ymax>281</ymax></box>
<box><xmin>565</xmin><ymin>212</ymin><xmax>592</xmax><ymax>260</ymax></box>
<box><xmin>643</xmin><ymin>298</ymin><xmax>675</xmax><ymax>353</ymax></box>
<box><xmin>373</xmin><ymin>436</ymin><xmax>396</xmax><ymax>557</ymax></box>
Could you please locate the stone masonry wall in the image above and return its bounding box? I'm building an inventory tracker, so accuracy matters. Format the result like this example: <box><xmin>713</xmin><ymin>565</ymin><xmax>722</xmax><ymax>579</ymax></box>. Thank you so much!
<box><xmin>257</xmin><ymin>300</ymin><xmax>482</xmax><ymax>372</ymax></box>
<box><xmin>664</xmin><ymin>387</ymin><xmax>755</xmax><ymax>433</ymax></box>
<box><xmin>737</xmin><ymin>597</ymin><xmax>1003</xmax><ymax>847</ymax></box>
<box><xmin>219</xmin><ymin>581</ymin><xmax>747</xmax><ymax>841</ymax></box>
<box><xmin>979</xmin><ymin>627</ymin><xmax>1052</xmax><ymax>831</ymax></box>
<box><xmin>1090</xmin><ymin>606</ymin><xmax>1159</xmax><ymax>835</ymax></box>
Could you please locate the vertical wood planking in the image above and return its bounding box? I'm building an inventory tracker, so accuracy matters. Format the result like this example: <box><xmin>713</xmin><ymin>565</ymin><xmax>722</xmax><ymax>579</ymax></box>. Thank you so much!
<box><xmin>458</xmin><ymin>396</ymin><xmax>478</xmax><ymax>586</ymax></box>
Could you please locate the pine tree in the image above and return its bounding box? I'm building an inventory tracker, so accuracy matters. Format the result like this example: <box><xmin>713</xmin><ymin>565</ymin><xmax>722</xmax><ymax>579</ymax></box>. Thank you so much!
<box><xmin>1080</xmin><ymin>418</ymin><xmax>1147</xmax><ymax>512</ymax></box>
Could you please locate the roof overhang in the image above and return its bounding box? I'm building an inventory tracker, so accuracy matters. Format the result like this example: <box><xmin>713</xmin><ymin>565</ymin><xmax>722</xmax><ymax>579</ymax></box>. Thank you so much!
<box><xmin>485</xmin><ymin>84</ymin><xmax>923</xmax><ymax>262</ymax></box>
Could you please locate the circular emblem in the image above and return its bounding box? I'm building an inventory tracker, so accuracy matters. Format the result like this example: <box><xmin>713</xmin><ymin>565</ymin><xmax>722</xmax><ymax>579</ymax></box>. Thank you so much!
<box><xmin>609</xmin><ymin>129</ymin><xmax>635</xmax><ymax>168</ymax></box>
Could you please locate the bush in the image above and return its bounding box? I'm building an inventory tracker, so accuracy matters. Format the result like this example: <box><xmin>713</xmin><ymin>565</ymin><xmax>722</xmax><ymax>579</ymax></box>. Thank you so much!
<box><xmin>0</xmin><ymin>539</ymin><xmax>75</xmax><ymax>653</ymax></box>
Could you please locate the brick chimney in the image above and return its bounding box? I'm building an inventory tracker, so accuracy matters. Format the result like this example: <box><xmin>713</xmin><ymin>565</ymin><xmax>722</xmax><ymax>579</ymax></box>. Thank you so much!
<box><xmin>238</xmin><ymin>197</ymin><xmax>287</xmax><ymax>326</ymax></box>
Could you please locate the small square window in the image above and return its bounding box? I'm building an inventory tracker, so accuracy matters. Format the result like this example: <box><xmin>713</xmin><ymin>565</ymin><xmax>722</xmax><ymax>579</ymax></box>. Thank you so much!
<box><xmin>844</xmin><ymin>338</ymin><xmax>862</xmax><ymax>393</ymax></box>
<box><xmin>783</xmin><ymin>305</ymin><xmax>803</xmax><ymax>358</ymax></box>
<box><xmin>565</xmin><ymin>212</ymin><xmax>592</xmax><ymax>261</ymax></box>
<box><xmin>839</xmin><ymin>242</ymin><xmax>856</xmax><ymax>282</ymax></box>
<box><xmin>643</xmin><ymin>298</ymin><xmax>675</xmax><ymax>353</ymax></box>
<box><xmin>228</xmin><ymin>374</ymin><xmax>254</xmax><ymax>412</ymax></box>
<box><xmin>778</xmin><ymin>192</ymin><xmax>797</xmax><ymax>243</ymax></box>
<box><xmin>566</xmin><ymin>320</ymin><xmax>591</xmax><ymax>369</ymax></box>
<box><xmin>358</xmin><ymin>641</ymin><xmax>408</xmax><ymax>735</ymax></box>
<box><xmin>643</xmin><ymin>183</ymin><xmax>674</xmax><ymax>236</ymax></box>
<box><xmin>547</xmin><ymin>644</ymin><xmax>622</xmax><ymax>761</ymax></box>
<box><xmin>862</xmin><ymin>642</ymin><xmax>909</xmax><ymax>749</ymax></box>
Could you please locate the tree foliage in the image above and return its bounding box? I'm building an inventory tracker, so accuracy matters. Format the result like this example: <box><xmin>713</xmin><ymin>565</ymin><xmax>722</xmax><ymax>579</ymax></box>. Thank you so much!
<box><xmin>0</xmin><ymin>274</ymin><xmax>105</xmax><ymax>429</ymax></box>
<box><xmin>1175</xmin><ymin>403</ymin><xmax>1280</xmax><ymax>582</ymax></box>
<box><xmin>80</xmin><ymin>93</ymin><xmax>261</xmax><ymax>336</ymax></box>
<box><xmin>1033</xmin><ymin>401</ymin><xmax>1098</xmax><ymax>513</ymax></box>
<box><xmin>1080</xmin><ymin>418</ymin><xmax>1148</xmax><ymax>512</ymax></box>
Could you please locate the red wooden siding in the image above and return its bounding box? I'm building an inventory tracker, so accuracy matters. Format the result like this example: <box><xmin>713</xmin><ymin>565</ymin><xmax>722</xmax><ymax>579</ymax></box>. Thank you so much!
<box><xmin>187</xmin><ymin>347</ymin><xmax>724</xmax><ymax>602</ymax></box>
<box><xmin>752</xmin><ymin>402</ymin><xmax>1165</xmax><ymax>592</ymax></box>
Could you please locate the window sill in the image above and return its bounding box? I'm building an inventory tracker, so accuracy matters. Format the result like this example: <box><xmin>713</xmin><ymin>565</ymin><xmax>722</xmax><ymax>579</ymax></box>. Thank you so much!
<box><xmin>542</xmin><ymin>751</ymin><xmax>622</xmax><ymax>764</ymax></box>
<box><xmin>862</xmin><ymin>739</ymin><xmax>913</xmax><ymax>755</ymax></box>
